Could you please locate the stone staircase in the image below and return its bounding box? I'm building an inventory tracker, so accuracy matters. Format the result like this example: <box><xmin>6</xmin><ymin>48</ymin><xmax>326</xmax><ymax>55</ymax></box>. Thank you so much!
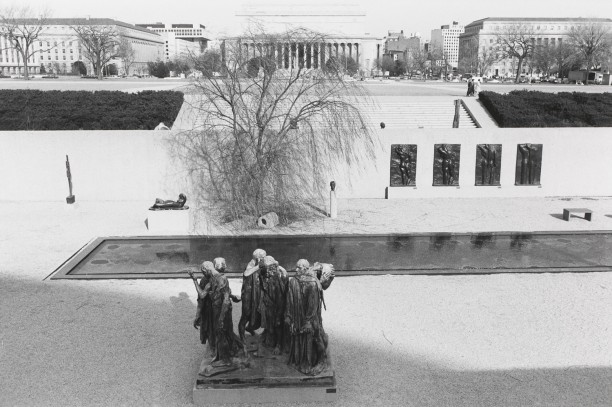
<box><xmin>174</xmin><ymin>95</ymin><xmax>480</xmax><ymax>131</ymax></box>
<box><xmin>362</xmin><ymin>98</ymin><xmax>478</xmax><ymax>129</ymax></box>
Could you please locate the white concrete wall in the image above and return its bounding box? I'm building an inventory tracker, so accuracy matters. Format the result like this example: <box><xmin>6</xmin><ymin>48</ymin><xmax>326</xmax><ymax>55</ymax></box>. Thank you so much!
<box><xmin>333</xmin><ymin>127</ymin><xmax>612</xmax><ymax>199</ymax></box>
<box><xmin>1</xmin><ymin>127</ymin><xmax>611</xmax><ymax>202</ymax></box>
<box><xmin>0</xmin><ymin>131</ymin><xmax>191</xmax><ymax>202</ymax></box>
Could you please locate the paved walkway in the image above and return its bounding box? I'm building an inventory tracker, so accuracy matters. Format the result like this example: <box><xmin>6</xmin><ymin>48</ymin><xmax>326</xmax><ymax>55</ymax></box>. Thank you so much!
<box><xmin>1</xmin><ymin>197</ymin><xmax>612</xmax><ymax>406</ymax></box>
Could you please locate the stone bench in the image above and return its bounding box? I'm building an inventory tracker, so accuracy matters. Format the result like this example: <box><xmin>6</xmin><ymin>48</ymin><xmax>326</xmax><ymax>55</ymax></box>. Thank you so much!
<box><xmin>562</xmin><ymin>208</ymin><xmax>592</xmax><ymax>222</ymax></box>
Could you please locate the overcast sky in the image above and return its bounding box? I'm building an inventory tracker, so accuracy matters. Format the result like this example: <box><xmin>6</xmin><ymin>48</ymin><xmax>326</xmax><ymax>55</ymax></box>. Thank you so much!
<box><xmin>9</xmin><ymin>0</ymin><xmax>612</xmax><ymax>40</ymax></box>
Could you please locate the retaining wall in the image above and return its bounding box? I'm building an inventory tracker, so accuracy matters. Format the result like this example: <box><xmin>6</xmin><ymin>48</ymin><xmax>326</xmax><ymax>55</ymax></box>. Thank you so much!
<box><xmin>0</xmin><ymin>131</ymin><xmax>190</xmax><ymax>202</ymax></box>
<box><xmin>0</xmin><ymin>127</ymin><xmax>610</xmax><ymax>202</ymax></box>
<box><xmin>337</xmin><ymin>127</ymin><xmax>612</xmax><ymax>199</ymax></box>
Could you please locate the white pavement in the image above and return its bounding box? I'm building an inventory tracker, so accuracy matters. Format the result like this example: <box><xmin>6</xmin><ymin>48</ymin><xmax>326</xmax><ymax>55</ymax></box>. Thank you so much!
<box><xmin>1</xmin><ymin>197</ymin><xmax>612</xmax><ymax>406</ymax></box>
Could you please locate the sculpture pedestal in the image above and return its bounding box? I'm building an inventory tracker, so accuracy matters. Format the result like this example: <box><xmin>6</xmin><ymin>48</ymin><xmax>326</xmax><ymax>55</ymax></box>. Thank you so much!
<box><xmin>146</xmin><ymin>208</ymin><xmax>190</xmax><ymax>234</ymax></box>
<box><xmin>193</xmin><ymin>335</ymin><xmax>337</xmax><ymax>404</ymax></box>
<box><xmin>329</xmin><ymin>191</ymin><xmax>337</xmax><ymax>218</ymax></box>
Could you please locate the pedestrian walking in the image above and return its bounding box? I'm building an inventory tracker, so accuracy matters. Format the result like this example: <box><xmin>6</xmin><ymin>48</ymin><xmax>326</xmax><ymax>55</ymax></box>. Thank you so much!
<box><xmin>467</xmin><ymin>78</ymin><xmax>474</xmax><ymax>96</ymax></box>
<box><xmin>473</xmin><ymin>79</ymin><xmax>481</xmax><ymax>97</ymax></box>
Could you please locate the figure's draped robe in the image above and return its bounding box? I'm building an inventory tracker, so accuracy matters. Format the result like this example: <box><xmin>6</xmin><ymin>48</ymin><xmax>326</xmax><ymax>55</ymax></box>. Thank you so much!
<box><xmin>241</xmin><ymin>259</ymin><xmax>262</xmax><ymax>332</ymax></box>
<box><xmin>259</xmin><ymin>267</ymin><xmax>288</xmax><ymax>349</ymax></box>
<box><xmin>209</xmin><ymin>273</ymin><xmax>242</xmax><ymax>363</ymax></box>
<box><xmin>285</xmin><ymin>274</ymin><xmax>328</xmax><ymax>376</ymax></box>
<box><xmin>196</xmin><ymin>277</ymin><xmax>215</xmax><ymax>348</ymax></box>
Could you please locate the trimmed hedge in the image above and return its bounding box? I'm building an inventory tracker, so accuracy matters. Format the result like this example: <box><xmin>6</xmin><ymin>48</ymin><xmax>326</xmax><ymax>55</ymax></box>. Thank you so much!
<box><xmin>479</xmin><ymin>90</ymin><xmax>612</xmax><ymax>127</ymax></box>
<box><xmin>0</xmin><ymin>90</ymin><xmax>184</xmax><ymax>130</ymax></box>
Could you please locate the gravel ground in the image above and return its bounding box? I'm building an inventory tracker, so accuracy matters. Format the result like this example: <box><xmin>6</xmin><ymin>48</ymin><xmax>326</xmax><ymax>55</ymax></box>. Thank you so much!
<box><xmin>1</xmin><ymin>198</ymin><xmax>612</xmax><ymax>406</ymax></box>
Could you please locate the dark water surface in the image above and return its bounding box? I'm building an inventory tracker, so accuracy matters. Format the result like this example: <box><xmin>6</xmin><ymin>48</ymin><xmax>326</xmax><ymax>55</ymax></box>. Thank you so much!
<box><xmin>50</xmin><ymin>232</ymin><xmax>612</xmax><ymax>279</ymax></box>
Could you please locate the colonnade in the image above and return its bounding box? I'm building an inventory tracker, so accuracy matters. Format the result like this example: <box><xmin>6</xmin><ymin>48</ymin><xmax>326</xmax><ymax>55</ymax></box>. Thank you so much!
<box><xmin>240</xmin><ymin>41</ymin><xmax>361</xmax><ymax>70</ymax></box>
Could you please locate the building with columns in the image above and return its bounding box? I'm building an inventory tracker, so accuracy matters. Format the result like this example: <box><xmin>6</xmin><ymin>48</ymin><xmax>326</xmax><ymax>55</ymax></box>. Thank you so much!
<box><xmin>230</xmin><ymin>2</ymin><xmax>383</xmax><ymax>75</ymax></box>
<box><xmin>0</xmin><ymin>18</ymin><xmax>163</xmax><ymax>76</ymax></box>
<box><xmin>458</xmin><ymin>17</ymin><xmax>612</xmax><ymax>78</ymax></box>
<box><xmin>430</xmin><ymin>21</ymin><xmax>464</xmax><ymax>68</ymax></box>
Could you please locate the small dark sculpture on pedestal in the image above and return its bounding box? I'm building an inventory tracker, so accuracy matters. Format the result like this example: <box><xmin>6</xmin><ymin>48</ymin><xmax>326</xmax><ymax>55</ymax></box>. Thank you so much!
<box><xmin>188</xmin><ymin>259</ymin><xmax>245</xmax><ymax>377</ymax></box>
<box><xmin>65</xmin><ymin>155</ymin><xmax>75</xmax><ymax>204</ymax></box>
<box><xmin>330</xmin><ymin>181</ymin><xmax>336</xmax><ymax>192</ymax></box>
<box><xmin>149</xmin><ymin>193</ymin><xmax>188</xmax><ymax>210</ymax></box>
<box><xmin>285</xmin><ymin>260</ymin><xmax>335</xmax><ymax>376</ymax></box>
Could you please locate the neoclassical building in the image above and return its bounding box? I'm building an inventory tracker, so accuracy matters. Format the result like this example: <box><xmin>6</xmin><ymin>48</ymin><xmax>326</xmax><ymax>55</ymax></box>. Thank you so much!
<box><xmin>228</xmin><ymin>3</ymin><xmax>383</xmax><ymax>75</ymax></box>
<box><xmin>0</xmin><ymin>18</ymin><xmax>163</xmax><ymax>76</ymax></box>
<box><xmin>458</xmin><ymin>17</ymin><xmax>612</xmax><ymax>78</ymax></box>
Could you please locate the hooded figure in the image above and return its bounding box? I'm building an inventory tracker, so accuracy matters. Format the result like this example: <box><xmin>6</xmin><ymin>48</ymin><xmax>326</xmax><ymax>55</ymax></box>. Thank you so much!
<box><xmin>285</xmin><ymin>260</ymin><xmax>335</xmax><ymax>375</ymax></box>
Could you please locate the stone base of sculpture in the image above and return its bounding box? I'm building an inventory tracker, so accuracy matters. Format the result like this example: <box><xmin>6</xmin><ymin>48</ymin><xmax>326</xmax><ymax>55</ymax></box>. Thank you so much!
<box><xmin>193</xmin><ymin>334</ymin><xmax>337</xmax><ymax>404</ymax></box>
<box><xmin>146</xmin><ymin>208</ymin><xmax>190</xmax><ymax>234</ymax></box>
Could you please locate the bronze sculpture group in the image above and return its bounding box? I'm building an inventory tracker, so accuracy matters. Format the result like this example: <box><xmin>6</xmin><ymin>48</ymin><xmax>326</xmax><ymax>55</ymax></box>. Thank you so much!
<box><xmin>188</xmin><ymin>249</ymin><xmax>335</xmax><ymax>378</ymax></box>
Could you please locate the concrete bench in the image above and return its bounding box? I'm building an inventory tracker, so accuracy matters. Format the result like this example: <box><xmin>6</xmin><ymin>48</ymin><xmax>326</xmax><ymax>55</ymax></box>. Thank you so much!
<box><xmin>563</xmin><ymin>208</ymin><xmax>592</xmax><ymax>221</ymax></box>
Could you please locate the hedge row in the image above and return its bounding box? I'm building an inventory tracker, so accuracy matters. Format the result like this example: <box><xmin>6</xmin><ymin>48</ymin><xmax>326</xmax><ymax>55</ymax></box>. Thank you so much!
<box><xmin>0</xmin><ymin>90</ymin><xmax>184</xmax><ymax>130</ymax></box>
<box><xmin>479</xmin><ymin>90</ymin><xmax>612</xmax><ymax>127</ymax></box>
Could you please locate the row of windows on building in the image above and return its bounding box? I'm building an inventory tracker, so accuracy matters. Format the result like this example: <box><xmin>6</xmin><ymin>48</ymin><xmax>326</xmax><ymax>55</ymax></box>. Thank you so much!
<box><xmin>157</xmin><ymin>29</ymin><xmax>203</xmax><ymax>35</ymax></box>
<box><xmin>466</xmin><ymin>23</ymin><xmax>596</xmax><ymax>34</ymax></box>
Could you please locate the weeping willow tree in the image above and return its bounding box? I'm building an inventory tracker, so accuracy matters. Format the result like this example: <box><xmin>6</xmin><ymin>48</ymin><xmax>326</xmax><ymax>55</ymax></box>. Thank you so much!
<box><xmin>174</xmin><ymin>27</ymin><xmax>375</xmax><ymax>227</ymax></box>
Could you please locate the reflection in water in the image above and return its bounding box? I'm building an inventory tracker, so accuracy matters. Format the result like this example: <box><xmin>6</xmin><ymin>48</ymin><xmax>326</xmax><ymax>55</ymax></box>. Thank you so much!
<box><xmin>155</xmin><ymin>252</ymin><xmax>190</xmax><ymax>263</ymax></box>
<box><xmin>386</xmin><ymin>236</ymin><xmax>414</xmax><ymax>252</ymax></box>
<box><xmin>429</xmin><ymin>234</ymin><xmax>457</xmax><ymax>251</ymax></box>
<box><xmin>63</xmin><ymin>232</ymin><xmax>612</xmax><ymax>277</ymax></box>
<box><xmin>471</xmin><ymin>233</ymin><xmax>495</xmax><ymax>249</ymax></box>
<box><xmin>510</xmin><ymin>234</ymin><xmax>532</xmax><ymax>249</ymax></box>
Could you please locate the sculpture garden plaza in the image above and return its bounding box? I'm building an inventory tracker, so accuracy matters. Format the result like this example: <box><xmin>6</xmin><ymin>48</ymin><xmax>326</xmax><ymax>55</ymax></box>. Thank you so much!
<box><xmin>1</xmin><ymin>1</ymin><xmax>612</xmax><ymax>406</ymax></box>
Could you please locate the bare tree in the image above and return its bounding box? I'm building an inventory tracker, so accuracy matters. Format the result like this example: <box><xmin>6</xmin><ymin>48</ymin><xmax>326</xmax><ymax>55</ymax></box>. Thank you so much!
<box><xmin>116</xmin><ymin>36</ymin><xmax>135</xmax><ymax>76</ymax></box>
<box><xmin>552</xmin><ymin>42</ymin><xmax>576</xmax><ymax>79</ymax></box>
<box><xmin>532</xmin><ymin>44</ymin><xmax>559</xmax><ymax>78</ymax></box>
<box><xmin>407</xmin><ymin>44</ymin><xmax>430</xmax><ymax>78</ymax></box>
<box><xmin>173</xmin><ymin>27</ymin><xmax>375</xmax><ymax>227</ymax></box>
<box><xmin>0</xmin><ymin>6</ymin><xmax>51</xmax><ymax>79</ymax></box>
<box><xmin>71</xmin><ymin>24</ymin><xmax>120</xmax><ymax>80</ymax></box>
<box><xmin>193</xmin><ymin>49</ymin><xmax>222</xmax><ymax>77</ymax></box>
<box><xmin>567</xmin><ymin>21</ymin><xmax>611</xmax><ymax>85</ymax></box>
<box><xmin>496</xmin><ymin>24</ymin><xmax>536</xmax><ymax>83</ymax></box>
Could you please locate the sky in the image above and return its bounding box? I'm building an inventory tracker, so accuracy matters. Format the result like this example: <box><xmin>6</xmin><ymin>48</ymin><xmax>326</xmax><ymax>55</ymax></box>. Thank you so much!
<box><xmin>7</xmin><ymin>0</ymin><xmax>612</xmax><ymax>40</ymax></box>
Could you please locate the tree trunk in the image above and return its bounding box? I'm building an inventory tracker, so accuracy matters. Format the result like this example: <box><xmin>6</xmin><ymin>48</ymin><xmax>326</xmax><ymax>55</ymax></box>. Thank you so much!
<box><xmin>97</xmin><ymin>55</ymin><xmax>103</xmax><ymax>80</ymax></box>
<box><xmin>23</xmin><ymin>58</ymin><xmax>30</xmax><ymax>80</ymax></box>
<box><xmin>515</xmin><ymin>57</ymin><xmax>523</xmax><ymax>83</ymax></box>
<box><xmin>585</xmin><ymin>57</ymin><xmax>591</xmax><ymax>86</ymax></box>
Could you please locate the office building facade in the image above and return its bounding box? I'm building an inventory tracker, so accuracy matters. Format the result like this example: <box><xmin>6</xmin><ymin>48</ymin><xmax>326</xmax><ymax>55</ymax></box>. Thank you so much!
<box><xmin>0</xmin><ymin>18</ymin><xmax>163</xmax><ymax>76</ymax></box>
<box><xmin>458</xmin><ymin>17</ymin><xmax>612</xmax><ymax>78</ymax></box>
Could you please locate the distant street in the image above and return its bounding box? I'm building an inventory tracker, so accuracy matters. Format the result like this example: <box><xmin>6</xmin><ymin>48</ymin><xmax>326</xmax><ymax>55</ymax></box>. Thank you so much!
<box><xmin>1</xmin><ymin>76</ymin><xmax>611</xmax><ymax>96</ymax></box>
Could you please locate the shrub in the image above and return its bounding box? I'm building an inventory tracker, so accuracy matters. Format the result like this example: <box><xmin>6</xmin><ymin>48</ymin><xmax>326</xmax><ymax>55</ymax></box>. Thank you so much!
<box><xmin>479</xmin><ymin>90</ymin><xmax>612</xmax><ymax>127</ymax></box>
<box><xmin>0</xmin><ymin>90</ymin><xmax>184</xmax><ymax>130</ymax></box>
